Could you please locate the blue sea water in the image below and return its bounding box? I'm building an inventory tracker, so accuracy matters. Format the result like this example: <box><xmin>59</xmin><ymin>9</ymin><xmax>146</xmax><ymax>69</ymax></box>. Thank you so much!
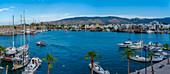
<box><xmin>0</xmin><ymin>31</ymin><xmax>169</xmax><ymax>74</ymax></box>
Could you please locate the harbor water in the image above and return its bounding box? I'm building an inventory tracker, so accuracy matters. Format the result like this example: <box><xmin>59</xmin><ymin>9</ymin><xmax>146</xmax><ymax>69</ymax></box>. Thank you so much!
<box><xmin>0</xmin><ymin>31</ymin><xmax>169</xmax><ymax>74</ymax></box>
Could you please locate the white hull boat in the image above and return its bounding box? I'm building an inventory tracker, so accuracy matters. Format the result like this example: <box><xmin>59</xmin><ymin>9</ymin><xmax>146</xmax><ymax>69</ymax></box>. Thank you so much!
<box><xmin>24</xmin><ymin>57</ymin><xmax>42</xmax><ymax>74</ymax></box>
<box><xmin>130</xmin><ymin>55</ymin><xmax>150</xmax><ymax>63</ymax></box>
<box><xmin>129</xmin><ymin>41</ymin><xmax>143</xmax><ymax>50</ymax></box>
<box><xmin>117</xmin><ymin>41</ymin><xmax>132</xmax><ymax>48</ymax></box>
<box><xmin>89</xmin><ymin>62</ymin><xmax>110</xmax><ymax>74</ymax></box>
<box><xmin>12</xmin><ymin>54</ymin><xmax>30</xmax><ymax>70</ymax></box>
<box><xmin>146</xmin><ymin>30</ymin><xmax>154</xmax><ymax>34</ymax></box>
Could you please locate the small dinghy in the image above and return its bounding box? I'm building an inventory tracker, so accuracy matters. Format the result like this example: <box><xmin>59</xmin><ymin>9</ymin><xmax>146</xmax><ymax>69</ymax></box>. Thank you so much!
<box><xmin>24</xmin><ymin>57</ymin><xmax>42</xmax><ymax>74</ymax></box>
<box><xmin>89</xmin><ymin>62</ymin><xmax>110</xmax><ymax>74</ymax></box>
<box><xmin>36</xmin><ymin>41</ymin><xmax>46</xmax><ymax>46</ymax></box>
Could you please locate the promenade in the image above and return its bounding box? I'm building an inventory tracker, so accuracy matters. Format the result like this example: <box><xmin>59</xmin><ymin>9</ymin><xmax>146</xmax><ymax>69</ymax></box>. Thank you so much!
<box><xmin>131</xmin><ymin>59</ymin><xmax>170</xmax><ymax>74</ymax></box>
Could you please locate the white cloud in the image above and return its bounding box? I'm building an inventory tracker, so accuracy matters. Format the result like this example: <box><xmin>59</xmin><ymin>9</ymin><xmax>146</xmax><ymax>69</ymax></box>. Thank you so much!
<box><xmin>0</xmin><ymin>8</ymin><xmax>9</xmax><ymax>12</ymax></box>
<box><xmin>0</xmin><ymin>6</ymin><xmax>15</xmax><ymax>12</ymax></box>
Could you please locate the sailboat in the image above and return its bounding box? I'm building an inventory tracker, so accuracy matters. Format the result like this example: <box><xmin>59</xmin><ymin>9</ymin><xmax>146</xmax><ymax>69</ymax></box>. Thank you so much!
<box><xmin>2</xmin><ymin>15</ymin><xmax>17</xmax><ymax>61</ymax></box>
<box><xmin>17</xmin><ymin>10</ymin><xmax>29</xmax><ymax>57</ymax></box>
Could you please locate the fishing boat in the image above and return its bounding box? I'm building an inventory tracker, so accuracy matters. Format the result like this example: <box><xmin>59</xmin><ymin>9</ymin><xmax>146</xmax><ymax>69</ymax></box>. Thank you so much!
<box><xmin>117</xmin><ymin>39</ymin><xmax>132</xmax><ymax>48</ymax></box>
<box><xmin>36</xmin><ymin>41</ymin><xmax>46</xmax><ymax>46</ymax></box>
<box><xmin>24</xmin><ymin>57</ymin><xmax>42</xmax><ymax>74</ymax></box>
<box><xmin>89</xmin><ymin>62</ymin><xmax>110</xmax><ymax>74</ymax></box>
<box><xmin>129</xmin><ymin>41</ymin><xmax>143</xmax><ymax>49</ymax></box>
<box><xmin>12</xmin><ymin>54</ymin><xmax>30</xmax><ymax>70</ymax></box>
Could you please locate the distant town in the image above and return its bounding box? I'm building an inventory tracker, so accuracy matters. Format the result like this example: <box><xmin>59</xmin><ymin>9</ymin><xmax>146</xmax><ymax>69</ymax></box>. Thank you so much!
<box><xmin>0</xmin><ymin>20</ymin><xmax>169</xmax><ymax>36</ymax></box>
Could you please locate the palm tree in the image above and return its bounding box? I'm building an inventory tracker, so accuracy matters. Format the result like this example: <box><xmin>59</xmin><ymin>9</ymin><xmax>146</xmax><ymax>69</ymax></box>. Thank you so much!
<box><xmin>84</xmin><ymin>51</ymin><xmax>102</xmax><ymax>74</ymax></box>
<box><xmin>43</xmin><ymin>53</ymin><xmax>58</xmax><ymax>74</ymax></box>
<box><xmin>147</xmin><ymin>52</ymin><xmax>155</xmax><ymax>74</ymax></box>
<box><xmin>121</xmin><ymin>49</ymin><xmax>134</xmax><ymax>74</ymax></box>
<box><xmin>163</xmin><ymin>43</ymin><xmax>170</xmax><ymax>64</ymax></box>
<box><xmin>147</xmin><ymin>52</ymin><xmax>156</xmax><ymax>74</ymax></box>
<box><xmin>0</xmin><ymin>46</ymin><xmax>6</xmax><ymax>63</ymax></box>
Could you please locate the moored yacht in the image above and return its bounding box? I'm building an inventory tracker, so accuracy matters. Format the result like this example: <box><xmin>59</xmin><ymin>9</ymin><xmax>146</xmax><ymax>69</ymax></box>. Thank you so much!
<box><xmin>129</xmin><ymin>55</ymin><xmax>150</xmax><ymax>63</ymax></box>
<box><xmin>89</xmin><ymin>62</ymin><xmax>110</xmax><ymax>74</ymax></box>
<box><xmin>129</xmin><ymin>41</ymin><xmax>143</xmax><ymax>49</ymax></box>
<box><xmin>24</xmin><ymin>57</ymin><xmax>42</xmax><ymax>74</ymax></box>
<box><xmin>117</xmin><ymin>39</ymin><xmax>132</xmax><ymax>48</ymax></box>
<box><xmin>3</xmin><ymin>47</ymin><xmax>17</xmax><ymax>61</ymax></box>
<box><xmin>12</xmin><ymin>54</ymin><xmax>30</xmax><ymax>70</ymax></box>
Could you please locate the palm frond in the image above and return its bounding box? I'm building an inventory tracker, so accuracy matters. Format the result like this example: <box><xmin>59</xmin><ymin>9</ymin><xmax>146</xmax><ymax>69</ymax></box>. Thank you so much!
<box><xmin>97</xmin><ymin>56</ymin><xmax>103</xmax><ymax>59</ymax></box>
<box><xmin>43</xmin><ymin>58</ymin><xmax>47</xmax><ymax>62</ymax></box>
<box><xmin>121</xmin><ymin>56</ymin><xmax>125</xmax><ymax>59</ymax></box>
<box><xmin>84</xmin><ymin>55</ymin><xmax>91</xmax><ymax>60</ymax></box>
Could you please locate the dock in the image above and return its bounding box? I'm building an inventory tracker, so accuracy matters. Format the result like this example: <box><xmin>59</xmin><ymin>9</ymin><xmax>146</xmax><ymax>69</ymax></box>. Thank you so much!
<box><xmin>131</xmin><ymin>59</ymin><xmax>170</xmax><ymax>74</ymax></box>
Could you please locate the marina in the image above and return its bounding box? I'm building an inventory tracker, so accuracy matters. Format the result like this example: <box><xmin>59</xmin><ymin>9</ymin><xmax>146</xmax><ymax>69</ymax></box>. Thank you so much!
<box><xmin>0</xmin><ymin>30</ymin><xmax>169</xmax><ymax>74</ymax></box>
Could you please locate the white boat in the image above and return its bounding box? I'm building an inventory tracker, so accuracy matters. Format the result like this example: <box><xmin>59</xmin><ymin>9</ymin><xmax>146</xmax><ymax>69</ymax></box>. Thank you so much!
<box><xmin>89</xmin><ymin>62</ymin><xmax>110</xmax><ymax>74</ymax></box>
<box><xmin>36</xmin><ymin>41</ymin><xmax>46</xmax><ymax>46</ymax></box>
<box><xmin>2</xmin><ymin>16</ymin><xmax>17</xmax><ymax>61</ymax></box>
<box><xmin>24</xmin><ymin>57</ymin><xmax>42</xmax><ymax>74</ymax></box>
<box><xmin>25</xmin><ymin>29</ymin><xmax>31</xmax><ymax>34</ymax></box>
<box><xmin>149</xmin><ymin>47</ymin><xmax>162</xmax><ymax>52</ymax></box>
<box><xmin>151</xmin><ymin>55</ymin><xmax>164</xmax><ymax>62</ymax></box>
<box><xmin>12</xmin><ymin>54</ymin><xmax>30</xmax><ymax>70</ymax></box>
<box><xmin>148</xmin><ymin>41</ymin><xmax>162</xmax><ymax>47</ymax></box>
<box><xmin>117</xmin><ymin>40</ymin><xmax>132</xmax><ymax>48</ymax></box>
<box><xmin>146</xmin><ymin>30</ymin><xmax>154</xmax><ymax>34</ymax></box>
<box><xmin>130</xmin><ymin>55</ymin><xmax>150</xmax><ymax>63</ymax></box>
<box><xmin>106</xmin><ymin>29</ymin><xmax>110</xmax><ymax>32</ymax></box>
<box><xmin>129</xmin><ymin>41</ymin><xmax>143</xmax><ymax>49</ymax></box>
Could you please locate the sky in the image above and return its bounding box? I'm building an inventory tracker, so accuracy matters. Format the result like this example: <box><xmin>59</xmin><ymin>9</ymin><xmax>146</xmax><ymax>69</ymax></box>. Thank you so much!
<box><xmin>0</xmin><ymin>0</ymin><xmax>170</xmax><ymax>25</ymax></box>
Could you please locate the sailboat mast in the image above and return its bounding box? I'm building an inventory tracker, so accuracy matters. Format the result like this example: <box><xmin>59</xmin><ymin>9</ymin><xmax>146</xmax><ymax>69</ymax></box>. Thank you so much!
<box><xmin>20</xmin><ymin>15</ymin><xmax>22</xmax><ymax>46</ymax></box>
<box><xmin>12</xmin><ymin>15</ymin><xmax>15</xmax><ymax>48</ymax></box>
<box><xmin>141</xmin><ymin>25</ymin><xmax>142</xmax><ymax>57</ymax></box>
<box><xmin>23</xmin><ymin>10</ymin><xmax>25</xmax><ymax>46</ymax></box>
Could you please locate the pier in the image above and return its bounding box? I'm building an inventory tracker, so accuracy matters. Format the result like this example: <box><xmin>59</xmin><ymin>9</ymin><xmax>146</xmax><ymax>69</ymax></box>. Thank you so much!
<box><xmin>131</xmin><ymin>59</ymin><xmax>170</xmax><ymax>74</ymax></box>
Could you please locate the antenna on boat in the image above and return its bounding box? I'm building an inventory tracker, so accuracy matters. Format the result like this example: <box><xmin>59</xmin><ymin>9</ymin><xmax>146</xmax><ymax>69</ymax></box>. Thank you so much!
<box><xmin>141</xmin><ymin>25</ymin><xmax>142</xmax><ymax>57</ymax></box>
<box><xmin>23</xmin><ymin>10</ymin><xmax>26</xmax><ymax>46</ymax></box>
<box><xmin>20</xmin><ymin>15</ymin><xmax>22</xmax><ymax>46</ymax></box>
<box><xmin>12</xmin><ymin>15</ymin><xmax>15</xmax><ymax>48</ymax></box>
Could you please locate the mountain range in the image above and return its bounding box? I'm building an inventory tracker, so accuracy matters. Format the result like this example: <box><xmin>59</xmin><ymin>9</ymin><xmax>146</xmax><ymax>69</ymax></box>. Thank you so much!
<box><xmin>44</xmin><ymin>16</ymin><xmax>170</xmax><ymax>25</ymax></box>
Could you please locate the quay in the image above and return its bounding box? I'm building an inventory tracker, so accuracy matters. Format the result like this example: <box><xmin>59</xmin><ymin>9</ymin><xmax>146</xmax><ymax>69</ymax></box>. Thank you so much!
<box><xmin>131</xmin><ymin>59</ymin><xmax>170</xmax><ymax>74</ymax></box>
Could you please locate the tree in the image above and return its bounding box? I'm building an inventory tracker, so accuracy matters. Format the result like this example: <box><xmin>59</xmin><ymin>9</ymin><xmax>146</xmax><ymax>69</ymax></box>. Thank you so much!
<box><xmin>147</xmin><ymin>52</ymin><xmax>155</xmax><ymax>74</ymax></box>
<box><xmin>163</xmin><ymin>43</ymin><xmax>170</xmax><ymax>64</ymax></box>
<box><xmin>84</xmin><ymin>51</ymin><xmax>102</xmax><ymax>74</ymax></box>
<box><xmin>43</xmin><ymin>53</ymin><xmax>58</xmax><ymax>74</ymax></box>
<box><xmin>0</xmin><ymin>46</ymin><xmax>6</xmax><ymax>63</ymax></box>
<box><xmin>121</xmin><ymin>49</ymin><xmax>134</xmax><ymax>74</ymax></box>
